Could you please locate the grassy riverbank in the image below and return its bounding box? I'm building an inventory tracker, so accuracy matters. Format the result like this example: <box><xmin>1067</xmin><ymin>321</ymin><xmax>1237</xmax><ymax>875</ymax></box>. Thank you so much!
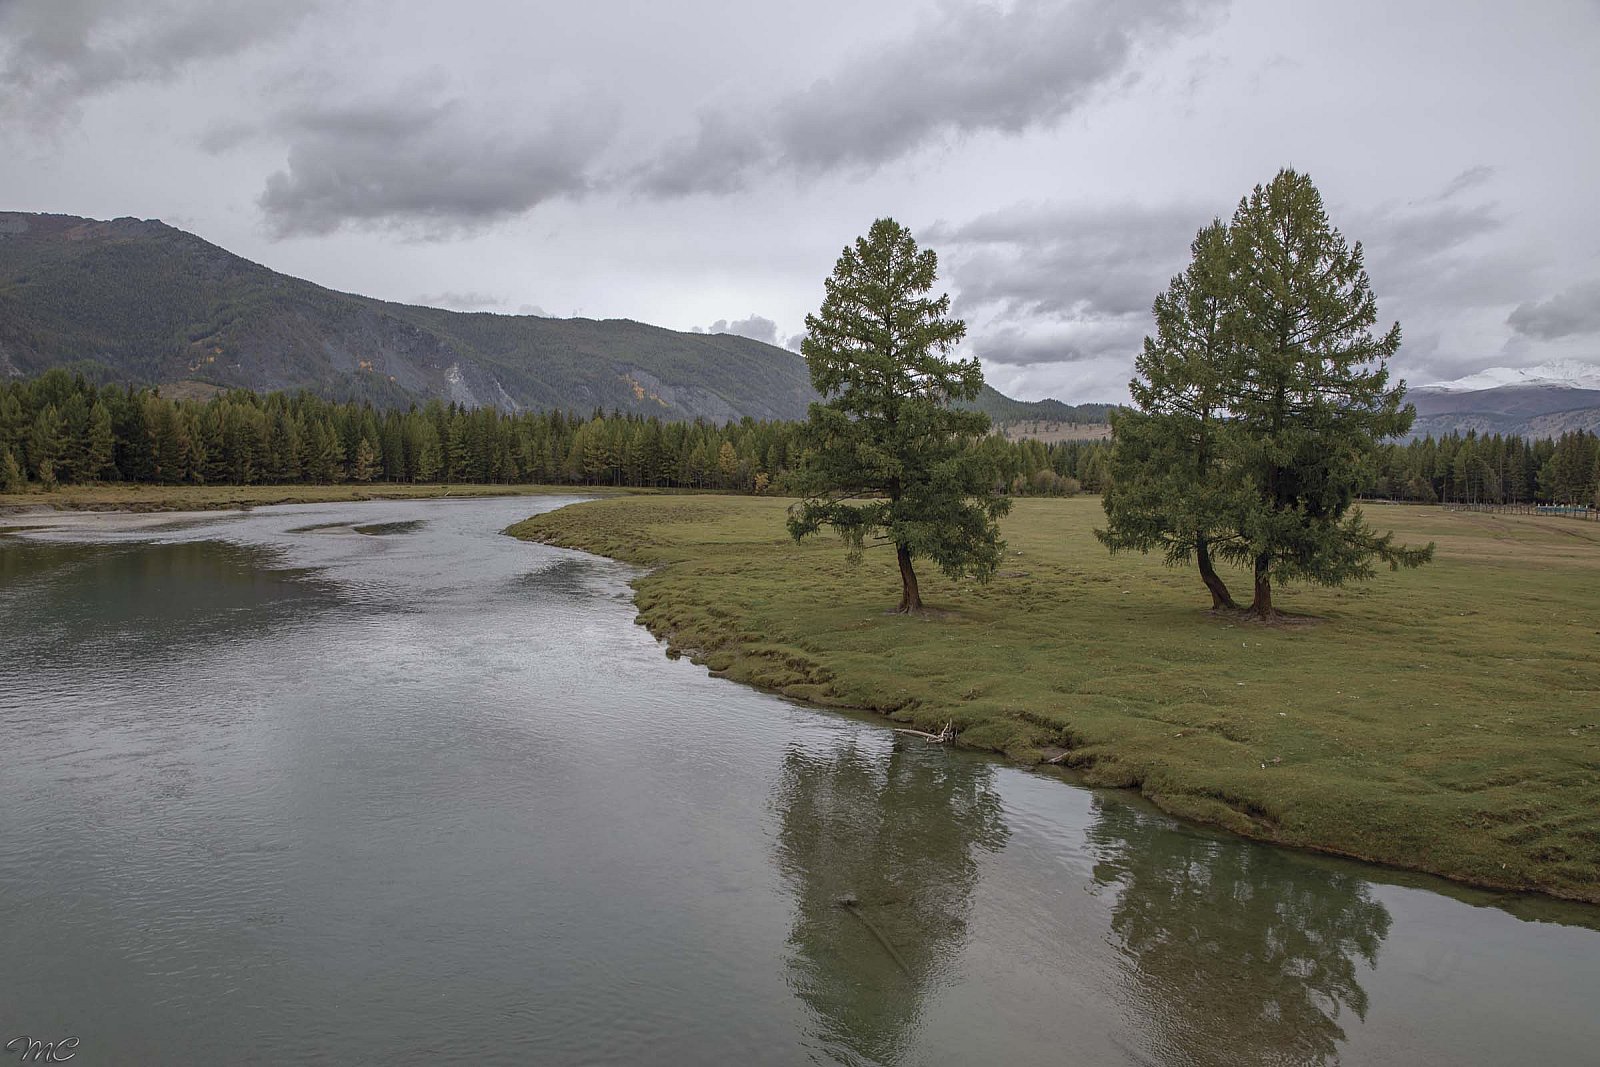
<box><xmin>0</xmin><ymin>482</ymin><xmax>629</xmax><ymax>514</ymax></box>
<box><xmin>510</xmin><ymin>495</ymin><xmax>1600</xmax><ymax>903</ymax></box>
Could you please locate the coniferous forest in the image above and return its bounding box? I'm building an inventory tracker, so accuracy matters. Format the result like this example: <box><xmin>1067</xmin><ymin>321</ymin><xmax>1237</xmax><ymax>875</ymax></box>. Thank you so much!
<box><xmin>1369</xmin><ymin>429</ymin><xmax>1599</xmax><ymax>507</ymax></box>
<box><xmin>4</xmin><ymin>367</ymin><xmax>1595</xmax><ymax>508</ymax></box>
<box><xmin>0</xmin><ymin>368</ymin><xmax>1110</xmax><ymax>497</ymax></box>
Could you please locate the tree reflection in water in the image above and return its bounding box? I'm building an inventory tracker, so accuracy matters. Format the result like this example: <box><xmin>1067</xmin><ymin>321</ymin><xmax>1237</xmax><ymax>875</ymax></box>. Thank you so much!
<box><xmin>1088</xmin><ymin>798</ymin><xmax>1392</xmax><ymax>1066</ymax></box>
<box><xmin>771</xmin><ymin>737</ymin><xmax>1008</xmax><ymax>1066</ymax></box>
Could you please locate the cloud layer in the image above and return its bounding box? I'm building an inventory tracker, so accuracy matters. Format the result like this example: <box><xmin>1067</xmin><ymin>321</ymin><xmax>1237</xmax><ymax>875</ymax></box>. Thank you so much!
<box><xmin>0</xmin><ymin>0</ymin><xmax>317</xmax><ymax>124</ymax></box>
<box><xmin>638</xmin><ymin>0</ymin><xmax>1226</xmax><ymax>196</ymax></box>
<box><xmin>1507</xmin><ymin>280</ymin><xmax>1600</xmax><ymax>341</ymax></box>
<box><xmin>928</xmin><ymin>202</ymin><xmax>1213</xmax><ymax>376</ymax></box>
<box><xmin>694</xmin><ymin>315</ymin><xmax>781</xmax><ymax>346</ymax></box>
<box><xmin>5</xmin><ymin>1</ymin><xmax>1597</xmax><ymax>403</ymax></box>
<box><xmin>248</xmin><ymin>95</ymin><xmax>617</xmax><ymax>237</ymax></box>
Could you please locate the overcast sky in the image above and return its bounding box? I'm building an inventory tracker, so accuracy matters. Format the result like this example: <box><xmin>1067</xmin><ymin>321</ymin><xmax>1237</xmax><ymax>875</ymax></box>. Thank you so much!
<box><xmin>3</xmin><ymin>0</ymin><xmax>1598</xmax><ymax>402</ymax></box>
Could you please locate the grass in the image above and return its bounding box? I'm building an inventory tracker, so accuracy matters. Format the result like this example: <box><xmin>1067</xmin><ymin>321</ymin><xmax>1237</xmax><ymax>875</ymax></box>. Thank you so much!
<box><xmin>0</xmin><ymin>482</ymin><xmax>630</xmax><ymax>513</ymax></box>
<box><xmin>509</xmin><ymin>495</ymin><xmax>1600</xmax><ymax>903</ymax></box>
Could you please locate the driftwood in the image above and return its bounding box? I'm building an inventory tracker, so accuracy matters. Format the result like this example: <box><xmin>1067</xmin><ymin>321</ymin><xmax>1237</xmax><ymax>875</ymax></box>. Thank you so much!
<box><xmin>892</xmin><ymin>721</ymin><xmax>956</xmax><ymax>744</ymax></box>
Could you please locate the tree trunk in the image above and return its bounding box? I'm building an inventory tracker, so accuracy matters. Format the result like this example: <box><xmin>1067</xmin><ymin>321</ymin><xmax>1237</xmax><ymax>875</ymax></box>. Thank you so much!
<box><xmin>896</xmin><ymin>542</ymin><xmax>922</xmax><ymax>614</ymax></box>
<box><xmin>1248</xmin><ymin>552</ymin><xmax>1274</xmax><ymax>617</ymax></box>
<box><xmin>1196</xmin><ymin>536</ymin><xmax>1236</xmax><ymax>610</ymax></box>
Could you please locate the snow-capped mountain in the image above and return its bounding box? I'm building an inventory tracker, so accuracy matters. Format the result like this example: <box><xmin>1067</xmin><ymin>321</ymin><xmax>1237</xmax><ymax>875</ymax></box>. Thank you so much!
<box><xmin>1405</xmin><ymin>360</ymin><xmax>1600</xmax><ymax>437</ymax></box>
<box><xmin>1420</xmin><ymin>359</ymin><xmax>1600</xmax><ymax>393</ymax></box>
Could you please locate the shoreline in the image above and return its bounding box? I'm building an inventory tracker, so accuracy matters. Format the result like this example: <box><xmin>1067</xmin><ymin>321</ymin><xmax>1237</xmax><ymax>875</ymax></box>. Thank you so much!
<box><xmin>0</xmin><ymin>482</ymin><xmax>648</xmax><ymax>516</ymax></box>
<box><xmin>6</xmin><ymin>489</ymin><xmax>1595</xmax><ymax>909</ymax></box>
<box><xmin>507</xmin><ymin>494</ymin><xmax>1600</xmax><ymax>907</ymax></box>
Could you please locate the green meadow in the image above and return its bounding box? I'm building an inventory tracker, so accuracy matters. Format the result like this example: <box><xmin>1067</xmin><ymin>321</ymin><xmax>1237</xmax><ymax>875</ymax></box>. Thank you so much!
<box><xmin>511</xmin><ymin>495</ymin><xmax>1600</xmax><ymax>903</ymax></box>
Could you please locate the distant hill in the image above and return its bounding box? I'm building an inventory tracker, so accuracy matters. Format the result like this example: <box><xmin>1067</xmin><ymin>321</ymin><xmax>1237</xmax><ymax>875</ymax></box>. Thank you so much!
<box><xmin>0</xmin><ymin>211</ymin><xmax>1108</xmax><ymax>426</ymax></box>
<box><xmin>0</xmin><ymin>212</ymin><xmax>817</xmax><ymax>421</ymax></box>
<box><xmin>961</xmin><ymin>386</ymin><xmax>1115</xmax><ymax>426</ymax></box>
<box><xmin>1408</xmin><ymin>383</ymin><xmax>1600</xmax><ymax>438</ymax></box>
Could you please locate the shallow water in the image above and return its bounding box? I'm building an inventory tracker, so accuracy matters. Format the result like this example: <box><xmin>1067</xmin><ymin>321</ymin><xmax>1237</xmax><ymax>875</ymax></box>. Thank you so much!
<box><xmin>2</xmin><ymin>497</ymin><xmax>1596</xmax><ymax>1065</ymax></box>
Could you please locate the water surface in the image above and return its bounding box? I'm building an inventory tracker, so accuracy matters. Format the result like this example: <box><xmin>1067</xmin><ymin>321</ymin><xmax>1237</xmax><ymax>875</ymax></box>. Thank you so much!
<box><xmin>2</xmin><ymin>498</ymin><xmax>1596</xmax><ymax>1065</ymax></box>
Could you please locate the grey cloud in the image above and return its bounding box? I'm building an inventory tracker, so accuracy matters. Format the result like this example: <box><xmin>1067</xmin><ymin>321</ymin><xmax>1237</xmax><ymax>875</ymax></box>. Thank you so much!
<box><xmin>783</xmin><ymin>332</ymin><xmax>806</xmax><ymax>353</ymax></box>
<box><xmin>989</xmin><ymin>357</ymin><xmax>1130</xmax><ymax>404</ymax></box>
<box><xmin>415</xmin><ymin>290</ymin><xmax>504</xmax><ymax>311</ymax></box>
<box><xmin>0</xmin><ymin>0</ymin><xmax>316</xmax><ymax>125</ymax></box>
<box><xmin>930</xmin><ymin>201</ymin><xmax>1214</xmax><ymax>374</ymax></box>
<box><xmin>634</xmin><ymin>112</ymin><xmax>769</xmax><ymax>198</ymax></box>
<box><xmin>1436</xmin><ymin>164</ymin><xmax>1495</xmax><ymax>200</ymax></box>
<box><xmin>971</xmin><ymin>321</ymin><xmax>1145</xmax><ymax>367</ymax></box>
<box><xmin>252</xmin><ymin>94</ymin><xmax>618</xmax><ymax>237</ymax></box>
<box><xmin>940</xmin><ymin>193</ymin><xmax>1506</xmax><ymax>333</ymax></box>
<box><xmin>518</xmin><ymin>304</ymin><xmax>551</xmax><ymax>317</ymax></box>
<box><xmin>939</xmin><ymin>189</ymin><xmax>1511</xmax><ymax>378</ymax></box>
<box><xmin>1354</xmin><ymin>198</ymin><xmax>1514</xmax><ymax>316</ymax></box>
<box><xmin>634</xmin><ymin>0</ymin><xmax>1227</xmax><ymax>195</ymax></box>
<box><xmin>1362</xmin><ymin>202</ymin><xmax>1501</xmax><ymax>261</ymax></box>
<box><xmin>697</xmin><ymin>315</ymin><xmax>782</xmax><ymax>346</ymax></box>
<box><xmin>1506</xmin><ymin>280</ymin><xmax>1600</xmax><ymax>340</ymax></box>
<box><xmin>931</xmin><ymin>202</ymin><xmax>1211</xmax><ymax>324</ymax></box>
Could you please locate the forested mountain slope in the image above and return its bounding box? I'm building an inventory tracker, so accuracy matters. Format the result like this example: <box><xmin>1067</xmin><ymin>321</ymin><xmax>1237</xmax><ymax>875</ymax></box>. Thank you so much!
<box><xmin>0</xmin><ymin>211</ymin><xmax>1115</xmax><ymax>424</ymax></box>
<box><xmin>0</xmin><ymin>212</ymin><xmax>815</xmax><ymax>421</ymax></box>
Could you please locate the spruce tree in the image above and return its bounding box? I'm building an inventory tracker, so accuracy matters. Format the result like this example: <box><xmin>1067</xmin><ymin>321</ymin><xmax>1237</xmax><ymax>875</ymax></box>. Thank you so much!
<box><xmin>1098</xmin><ymin>220</ymin><xmax>1247</xmax><ymax>609</ymax></box>
<box><xmin>1222</xmin><ymin>169</ymin><xmax>1432</xmax><ymax>615</ymax></box>
<box><xmin>787</xmin><ymin>218</ymin><xmax>1009</xmax><ymax>613</ymax></box>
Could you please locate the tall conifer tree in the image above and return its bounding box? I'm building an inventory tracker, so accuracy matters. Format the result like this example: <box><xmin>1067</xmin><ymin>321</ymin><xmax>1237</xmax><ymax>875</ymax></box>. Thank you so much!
<box><xmin>1222</xmin><ymin>169</ymin><xmax>1432</xmax><ymax>615</ymax></box>
<box><xmin>1099</xmin><ymin>220</ymin><xmax>1246</xmax><ymax>609</ymax></box>
<box><xmin>788</xmin><ymin>218</ymin><xmax>1008</xmax><ymax>613</ymax></box>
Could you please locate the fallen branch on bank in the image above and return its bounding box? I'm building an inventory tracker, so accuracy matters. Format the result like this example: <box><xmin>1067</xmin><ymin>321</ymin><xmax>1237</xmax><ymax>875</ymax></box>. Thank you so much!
<box><xmin>893</xmin><ymin>721</ymin><xmax>956</xmax><ymax>744</ymax></box>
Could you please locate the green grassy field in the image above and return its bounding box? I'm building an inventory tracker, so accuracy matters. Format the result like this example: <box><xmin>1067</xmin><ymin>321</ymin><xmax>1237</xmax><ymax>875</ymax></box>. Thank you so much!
<box><xmin>0</xmin><ymin>482</ymin><xmax>621</xmax><ymax>513</ymax></box>
<box><xmin>510</xmin><ymin>495</ymin><xmax>1600</xmax><ymax>903</ymax></box>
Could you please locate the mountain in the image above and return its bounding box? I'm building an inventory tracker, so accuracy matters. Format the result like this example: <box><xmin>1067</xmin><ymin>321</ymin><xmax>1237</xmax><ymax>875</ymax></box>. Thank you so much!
<box><xmin>0</xmin><ymin>210</ymin><xmax>1115</xmax><ymax>426</ymax></box>
<box><xmin>1407</xmin><ymin>362</ymin><xmax>1600</xmax><ymax>438</ymax></box>
<box><xmin>0</xmin><ymin>212</ymin><xmax>817</xmax><ymax>421</ymax></box>
<box><xmin>962</xmin><ymin>386</ymin><xmax>1115</xmax><ymax>425</ymax></box>
<box><xmin>1420</xmin><ymin>360</ymin><xmax>1600</xmax><ymax>392</ymax></box>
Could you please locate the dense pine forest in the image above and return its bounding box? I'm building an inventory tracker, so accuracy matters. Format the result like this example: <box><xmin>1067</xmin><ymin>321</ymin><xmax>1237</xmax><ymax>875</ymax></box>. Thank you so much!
<box><xmin>0</xmin><ymin>369</ymin><xmax>1106</xmax><ymax>496</ymax></box>
<box><xmin>1371</xmin><ymin>429</ymin><xmax>1599</xmax><ymax>506</ymax></box>
<box><xmin>3</xmin><ymin>369</ymin><xmax>1596</xmax><ymax>506</ymax></box>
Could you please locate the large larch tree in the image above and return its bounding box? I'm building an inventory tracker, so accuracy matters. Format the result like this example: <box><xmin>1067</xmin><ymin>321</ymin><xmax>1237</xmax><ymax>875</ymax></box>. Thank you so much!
<box><xmin>1098</xmin><ymin>220</ymin><xmax>1248</xmax><ymax>610</ymax></box>
<box><xmin>1222</xmin><ymin>169</ymin><xmax>1433</xmax><ymax>616</ymax></box>
<box><xmin>787</xmin><ymin>218</ymin><xmax>1009</xmax><ymax>614</ymax></box>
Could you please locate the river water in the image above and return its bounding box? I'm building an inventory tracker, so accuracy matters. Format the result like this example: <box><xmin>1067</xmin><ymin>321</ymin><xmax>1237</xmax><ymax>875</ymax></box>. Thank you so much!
<box><xmin>1</xmin><ymin>497</ymin><xmax>1596</xmax><ymax>1066</ymax></box>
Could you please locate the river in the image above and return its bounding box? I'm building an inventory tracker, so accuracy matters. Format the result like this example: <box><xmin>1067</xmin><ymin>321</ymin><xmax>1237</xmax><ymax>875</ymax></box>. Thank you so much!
<box><xmin>1</xmin><ymin>496</ymin><xmax>1596</xmax><ymax>1065</ymax></box>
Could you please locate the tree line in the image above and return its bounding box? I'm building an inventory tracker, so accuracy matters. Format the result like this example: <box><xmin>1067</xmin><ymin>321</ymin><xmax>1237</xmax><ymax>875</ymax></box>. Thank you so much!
<box><xmin>0</xmin><ymin>368</ymin><xmax>1111</xmax><ymax>497</ymax></box>
<box><xmin>1372</xmin><ymin>429</ymin><xmax>1599</xmax><ymax>507</ymax></box>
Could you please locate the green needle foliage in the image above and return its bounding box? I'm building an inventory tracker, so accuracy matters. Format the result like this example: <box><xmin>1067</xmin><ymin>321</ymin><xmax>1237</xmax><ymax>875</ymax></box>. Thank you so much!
<box><xmin>1224</xmin><ymin>170</ymin><xmax>1433</xmax><ymax>615</ymax></box>
<box><xmin>787</xmin><ymin>218</ymin><xmax>1009</xmax><ymax>614</ymax></box>
<box><xmin>0</xmin><ymin>447</ymin><xmax>23</xmax><ymax>493</ymax></box>
<box><xmin>1101</xmin><ymin>169</ymin><xmax>1433</xmax><ymax>617</ymax></box>
<box><xmin>1100</xmin><ymin>220</ymin><xmax>1248</xmax><ymax>610</ymax></box>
